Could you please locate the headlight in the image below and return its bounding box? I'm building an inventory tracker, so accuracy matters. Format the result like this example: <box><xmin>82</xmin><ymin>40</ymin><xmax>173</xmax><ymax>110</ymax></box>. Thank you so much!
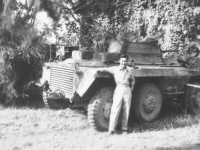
<box><xmin>75</xmin><ymin>70</ymin><xmax>83</xmax><ymax>75</ymax></box>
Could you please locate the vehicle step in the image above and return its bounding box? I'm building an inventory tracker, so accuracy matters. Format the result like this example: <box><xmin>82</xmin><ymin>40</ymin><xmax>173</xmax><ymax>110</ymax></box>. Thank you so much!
<box><xmin>164</xmin><ymin>92</ymin><xmax>184</xmax><ymax>95</ymax></box>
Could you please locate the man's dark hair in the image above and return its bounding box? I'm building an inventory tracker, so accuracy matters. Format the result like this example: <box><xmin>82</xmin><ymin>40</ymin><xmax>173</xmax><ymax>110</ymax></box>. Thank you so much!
<box><xmin>120</xmin><ymin>54</ymin><xmax>128</xmax><ymax>59</ymax></box>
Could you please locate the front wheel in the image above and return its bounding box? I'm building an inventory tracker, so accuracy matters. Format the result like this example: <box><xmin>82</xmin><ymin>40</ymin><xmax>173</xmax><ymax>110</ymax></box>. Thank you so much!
<box><xmin>88</xmin><ymin>87</ymin><xmax>114</xmax><ymax>131</ymax></box>
<box><xmin>43</xmin><ymin>90</ymin><xmax>70</xmax><ymax>109</ymax></box>
<box><xmin>132</xmin><ymin>83</ymin><xmax>162</xmax><ymax>122</ymax></box>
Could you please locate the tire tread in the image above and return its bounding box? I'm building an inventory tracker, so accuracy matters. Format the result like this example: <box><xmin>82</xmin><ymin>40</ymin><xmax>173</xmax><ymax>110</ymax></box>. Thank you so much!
<box><xmin>88</xmin><ymin>87</ymin><xmax>114</xmax><ymax>131</ymax></box>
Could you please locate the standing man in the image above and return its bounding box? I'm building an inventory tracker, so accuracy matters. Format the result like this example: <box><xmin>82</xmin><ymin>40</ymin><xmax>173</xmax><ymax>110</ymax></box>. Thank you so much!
<box><xmin>97</xmin><ymin>55</ymin><xmax>135</xmax><ymax>134</ymax></box>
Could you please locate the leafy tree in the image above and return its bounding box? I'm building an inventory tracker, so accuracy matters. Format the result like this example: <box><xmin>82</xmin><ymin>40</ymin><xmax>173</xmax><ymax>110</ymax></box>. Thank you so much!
<box><xmin>63</xmin><ymin>0</ymin><xmax>200</xmax><ymax>66</ymax></box>
<box><xmin>0</xmin><ymin>0</ymin><xmax>45</xmax><ymax>107</ymax></box>
<box><xmin>41</xmin><ymin>0</ymin><xmax>141</xmax><ymax>50</ymax></box>
<box><xmin>35</xmin><ymin>0</ymin><xmax>200</xmax><ymax>53</ymax></box>
<box><xmin>39</xmin><ymin>0</ymin><xmax>80</xmax><ymax>46</ymax></box>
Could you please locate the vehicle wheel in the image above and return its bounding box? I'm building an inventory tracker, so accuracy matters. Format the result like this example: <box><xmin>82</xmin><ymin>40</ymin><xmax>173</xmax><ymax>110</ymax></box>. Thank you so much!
<box><xmin>88</xmin><ymin>87</ymin><xmax>114</xmax><ymax>131</ymax></box>
<box><xmin>132</xmin><ymin>83</ymin><xmax>162</xmax><ymax>122</ymax></box>
<box><xmin>43</xmin><ymin>91</ymin><xmax>70</xmax><ymax>109</ymax></box>
<box><xmin>186</xmin><ymin>82</ymin><xmax>200</xmax><ymax>115</ymax></box>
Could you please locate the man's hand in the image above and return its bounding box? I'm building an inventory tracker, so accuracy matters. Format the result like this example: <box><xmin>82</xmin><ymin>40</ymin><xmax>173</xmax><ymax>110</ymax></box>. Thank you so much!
<box><xmin>96</xmin><ymin>70</ymin><xmax>101</xmax><ymax>74</ymax></box>
<box><xmin>131</xmin><ymin>86</ymin><xmax>134</xmax><ymax>91</ymax></box>
<box><xmin>94</xmin><ymin>73</ymin><xmax>96</xmax><ymax>78</ymax></box>
<box><xmin>94</xmin><ymin>70</ymin><xmax>101</xmax><ymax>78</ymax></box>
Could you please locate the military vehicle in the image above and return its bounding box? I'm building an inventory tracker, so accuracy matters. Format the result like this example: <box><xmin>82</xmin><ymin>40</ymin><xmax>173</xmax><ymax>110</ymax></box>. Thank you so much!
<box><xmin>43</xmin><ymin>40</ymin><xmax>200</xmax><ymax>131</ymax></box>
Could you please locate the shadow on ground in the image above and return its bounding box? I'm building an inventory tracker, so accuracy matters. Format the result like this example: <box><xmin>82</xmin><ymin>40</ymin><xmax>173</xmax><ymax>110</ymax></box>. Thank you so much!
<box><xmin>156</xmin><ymin>143</ymin><xmax>200</xmax><ymax>150</ymax></box>
<box><xmin>128</xmin><ymin>101</ymin><xmax>200</xmax><ymax>133</ymax></box>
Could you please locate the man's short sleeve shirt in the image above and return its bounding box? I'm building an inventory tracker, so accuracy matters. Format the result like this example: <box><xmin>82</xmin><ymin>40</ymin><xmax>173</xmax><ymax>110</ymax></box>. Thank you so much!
<box><xmin>112</xmin><ymin>66</ymin><xmax>134</xmax><ymax>85</ymax></box>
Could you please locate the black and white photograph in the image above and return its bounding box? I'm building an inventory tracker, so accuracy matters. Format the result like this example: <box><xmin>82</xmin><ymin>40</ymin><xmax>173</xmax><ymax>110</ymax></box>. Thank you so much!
<box><xmin>1</xmin><ymin>0</ymin><xmax>200</xmax><ymax>149</ymax></box>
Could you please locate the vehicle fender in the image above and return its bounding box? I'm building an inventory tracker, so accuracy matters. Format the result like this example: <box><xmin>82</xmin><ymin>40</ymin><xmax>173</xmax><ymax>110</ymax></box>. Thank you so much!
<box><xmin>76</xmin><ymin>68</ymin><xmax>98</xmax><ymax>97</ymax></box>
<box><xmin>76</xmin><ymin>67</ymin><xmax>114</xmax><ymax>97</ymax></box>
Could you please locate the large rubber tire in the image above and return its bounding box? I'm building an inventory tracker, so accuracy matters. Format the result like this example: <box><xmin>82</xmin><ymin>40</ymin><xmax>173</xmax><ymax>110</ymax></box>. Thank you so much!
<box><xmin>186</xmin><ymin>82</ymin><xmax>200</xmax><ymax>115</ymax></box>
<box><xmin>43</xmin><ymin>91</ymin><xmax>70</xmax><ymax>109</ymax></box>
<box><xmin>132</xmin><ymin>83</ymin><xmax>162</xmax><ymax>122</ymax></box>
<box><xmin>88</xmin><ymin>87</ymin><xmax>114</xmax><ymax>131</ymax></box>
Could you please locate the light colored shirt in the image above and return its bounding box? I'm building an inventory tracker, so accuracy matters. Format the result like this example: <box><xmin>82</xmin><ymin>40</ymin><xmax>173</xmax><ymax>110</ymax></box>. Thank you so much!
<box><xmin>102</xmin><ymin>66</ymin><xmax>135</xmax><ymax>87</ymax></box>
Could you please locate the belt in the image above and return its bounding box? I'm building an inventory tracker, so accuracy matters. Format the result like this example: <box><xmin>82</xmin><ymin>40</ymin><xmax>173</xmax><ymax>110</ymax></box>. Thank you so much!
<box><xmin>116</xmin><ymin>83</ymin><xmax>130</xmax><ymax>87</ymax></box>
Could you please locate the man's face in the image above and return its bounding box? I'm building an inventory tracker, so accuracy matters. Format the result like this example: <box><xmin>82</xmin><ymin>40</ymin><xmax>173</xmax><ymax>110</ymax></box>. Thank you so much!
<box><xmin>120</xmin><ymin>57</ymin><xmax>127</xmax><ymax>68</ymax></box>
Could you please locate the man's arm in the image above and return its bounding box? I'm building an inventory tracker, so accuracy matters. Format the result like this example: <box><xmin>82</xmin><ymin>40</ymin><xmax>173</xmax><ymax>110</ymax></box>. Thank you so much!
<box><xmin>96</xmin><ymin>67</ymin><xmax>114</xmax><ymax>75</ymax></box>
<box><xmin>130</xmin><ymin>70</ymin><xmax>135</xmax><ymax>90</ymax></box>
<box><xmin>131</xmin><ymin>78</ymin><xmax>135</xmax><ymax>91</ymax></box>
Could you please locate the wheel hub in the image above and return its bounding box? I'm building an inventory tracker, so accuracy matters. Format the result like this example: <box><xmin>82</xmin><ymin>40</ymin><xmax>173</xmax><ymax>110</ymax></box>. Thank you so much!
<box><xmin>101</xmin><ymin>99</ymin><xmax>112</xmax><ymax>121</ymax></box>
<box><xmin>143</xmin><ymin>93</ymin><xmax>156</xmax><ymax>113</ymax></box>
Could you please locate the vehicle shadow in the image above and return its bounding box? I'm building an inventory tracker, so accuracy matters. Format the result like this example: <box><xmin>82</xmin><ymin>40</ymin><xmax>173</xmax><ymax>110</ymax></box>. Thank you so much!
<box><xmin>128</xmin><ymin>101</ymin><xmax>200</xmax><ymax>133</ymax></box>
<box><xmin>155</xmin><ymin>143</ymin><xmax>200</xmax><ymax>150</ymax></box>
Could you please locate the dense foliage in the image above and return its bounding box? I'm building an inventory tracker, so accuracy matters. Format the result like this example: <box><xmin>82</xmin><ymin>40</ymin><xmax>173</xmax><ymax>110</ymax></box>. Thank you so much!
<box><xmin>46</xmin><ymin>0</ymin><xmax>200</xmax><ymax>55</ymax></box>
<box><xmin>62</xmin><ymin>0</ymin><xmax>200</xmax><ymax>68</ymax></box>
<box><xmin>77</xmin><ymin>0</ymin><xmax>200</xmax><ymax>51</ymax></box>
<box><xmin>0</xmin><ymin>0</ymin><xmax>44</xmax><ymax>107</ymax></box>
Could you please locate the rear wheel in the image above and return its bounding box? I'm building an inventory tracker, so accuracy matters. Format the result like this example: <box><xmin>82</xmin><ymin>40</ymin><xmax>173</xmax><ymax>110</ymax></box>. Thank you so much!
<box><xmin>88</xmin><ymin>87</ymin><xmax>114</xmax><ymax>131</ymax></box>
<box><xmin>132</xmin><ymin>83</ymin><xmax>162</xmax><ymax>122</ymax></box>
<box><xmin>186</xmin><ymin>82</ymin><xmax>200</xmax><ymax>115</ymax></box>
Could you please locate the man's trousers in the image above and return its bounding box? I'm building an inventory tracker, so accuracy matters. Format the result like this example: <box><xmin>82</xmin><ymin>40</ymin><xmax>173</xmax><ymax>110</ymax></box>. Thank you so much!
<box><xmin>109</xmin><ymin>85</ymin><xmax>132</xmax><ymax>132</ymax></box>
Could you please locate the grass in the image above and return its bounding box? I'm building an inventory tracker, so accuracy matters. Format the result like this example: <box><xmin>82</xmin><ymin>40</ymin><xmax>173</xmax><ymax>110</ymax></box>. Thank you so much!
<box><xmin>0</xmin><ymin>104</ymin><xmax>200</xmax><ymax>150</ymax></box>
<box><xmin>129</xmin><ymin>103</ymin><xmax>198</xmax><ymax>133</ymax></box>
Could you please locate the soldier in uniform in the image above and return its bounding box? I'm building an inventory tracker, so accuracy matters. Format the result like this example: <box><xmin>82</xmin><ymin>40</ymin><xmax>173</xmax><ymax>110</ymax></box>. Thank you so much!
<box><xmin>97</xmin><ymin>55</ymin><xmax>135</xmax><ymax>135</ymax></box>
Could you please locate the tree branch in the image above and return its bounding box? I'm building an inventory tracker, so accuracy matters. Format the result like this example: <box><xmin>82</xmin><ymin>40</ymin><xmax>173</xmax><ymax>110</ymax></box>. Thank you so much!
<box><xmin>20</xmin><ymin>0</ymin><xmax>35</xmax><ymax>24</ymax></box>
<box><xmin>57</xmin><ymin>2</ymin><xmax>81</xmax><ymax>25</ymax></box>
